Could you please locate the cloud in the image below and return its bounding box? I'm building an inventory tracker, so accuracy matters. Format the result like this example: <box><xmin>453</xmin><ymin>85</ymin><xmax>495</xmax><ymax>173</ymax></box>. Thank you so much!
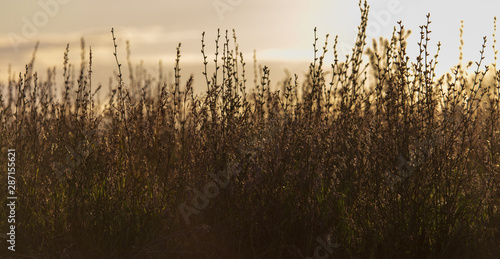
<box><xmin>258</xmin><ymin>48</ymin><xmax>313</xmax><ymax>62</ymax></box>
<box><xmin>0</xmin><ymin>26</ymin><xmax>205</xmax><ymax>81</ymax></box>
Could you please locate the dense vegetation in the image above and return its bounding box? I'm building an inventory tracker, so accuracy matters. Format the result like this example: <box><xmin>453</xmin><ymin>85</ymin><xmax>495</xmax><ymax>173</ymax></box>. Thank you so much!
<box><xmin>1</xmin><ymin>1</ymin><xmax>499</xmax><ymax>258</ymax></box>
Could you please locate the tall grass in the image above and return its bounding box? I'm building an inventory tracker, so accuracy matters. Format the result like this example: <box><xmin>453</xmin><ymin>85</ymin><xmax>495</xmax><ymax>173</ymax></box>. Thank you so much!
<box><xmin>1</xmin><ymin>1</ymin><xmax>499</xmax><ymax>258</ymax></box>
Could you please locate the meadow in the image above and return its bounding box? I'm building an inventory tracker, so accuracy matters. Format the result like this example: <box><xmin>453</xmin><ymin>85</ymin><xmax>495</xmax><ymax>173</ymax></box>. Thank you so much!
<box><xmin>1</xmin><ymin>1</ymin><xmax>500</xmax><ymax>258</ymax></box>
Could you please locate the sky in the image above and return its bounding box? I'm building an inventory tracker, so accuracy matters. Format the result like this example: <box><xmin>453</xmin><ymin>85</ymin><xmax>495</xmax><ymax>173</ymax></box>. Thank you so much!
<box><xmin>0</xmin><ymin>0</ymin><xmax>499</xmax><ymax>95</ymax></box>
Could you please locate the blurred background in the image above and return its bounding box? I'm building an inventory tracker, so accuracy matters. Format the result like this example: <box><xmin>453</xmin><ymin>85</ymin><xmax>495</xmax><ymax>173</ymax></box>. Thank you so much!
<box><xmin>0</xmin><ymin>0</ymin><xmax>499</xmax><ymax>95</ymax></box>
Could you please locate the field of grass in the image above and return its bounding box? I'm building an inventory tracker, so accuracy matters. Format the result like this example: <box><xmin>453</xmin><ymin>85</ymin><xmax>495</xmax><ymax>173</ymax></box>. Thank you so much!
<box><xmin>1</xmin><ymin>1</ymin><xmax>500</xmax><ymax>258</ymax></box>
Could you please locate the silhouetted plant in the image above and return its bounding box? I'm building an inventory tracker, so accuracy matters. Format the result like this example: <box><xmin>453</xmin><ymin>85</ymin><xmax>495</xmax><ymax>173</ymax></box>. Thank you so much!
<box><xmin>0</xmin><ymin>1</ymin><xmax>499</xmax><ymax>258</ymax></box>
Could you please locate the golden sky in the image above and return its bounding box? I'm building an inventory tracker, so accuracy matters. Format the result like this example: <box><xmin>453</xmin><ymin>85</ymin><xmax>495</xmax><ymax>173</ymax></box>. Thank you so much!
<box><xmin>1</xmin><ymin>0</ymin><xmax>499</xmax><ymax>94</ymax></box>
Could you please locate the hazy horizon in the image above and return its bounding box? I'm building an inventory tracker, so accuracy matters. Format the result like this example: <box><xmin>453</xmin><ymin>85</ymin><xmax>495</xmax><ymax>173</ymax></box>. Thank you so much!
<box><xmin>1</xmin><ymin>0</ymin><xmax>499</xmax><ymax>94</ymax></box>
